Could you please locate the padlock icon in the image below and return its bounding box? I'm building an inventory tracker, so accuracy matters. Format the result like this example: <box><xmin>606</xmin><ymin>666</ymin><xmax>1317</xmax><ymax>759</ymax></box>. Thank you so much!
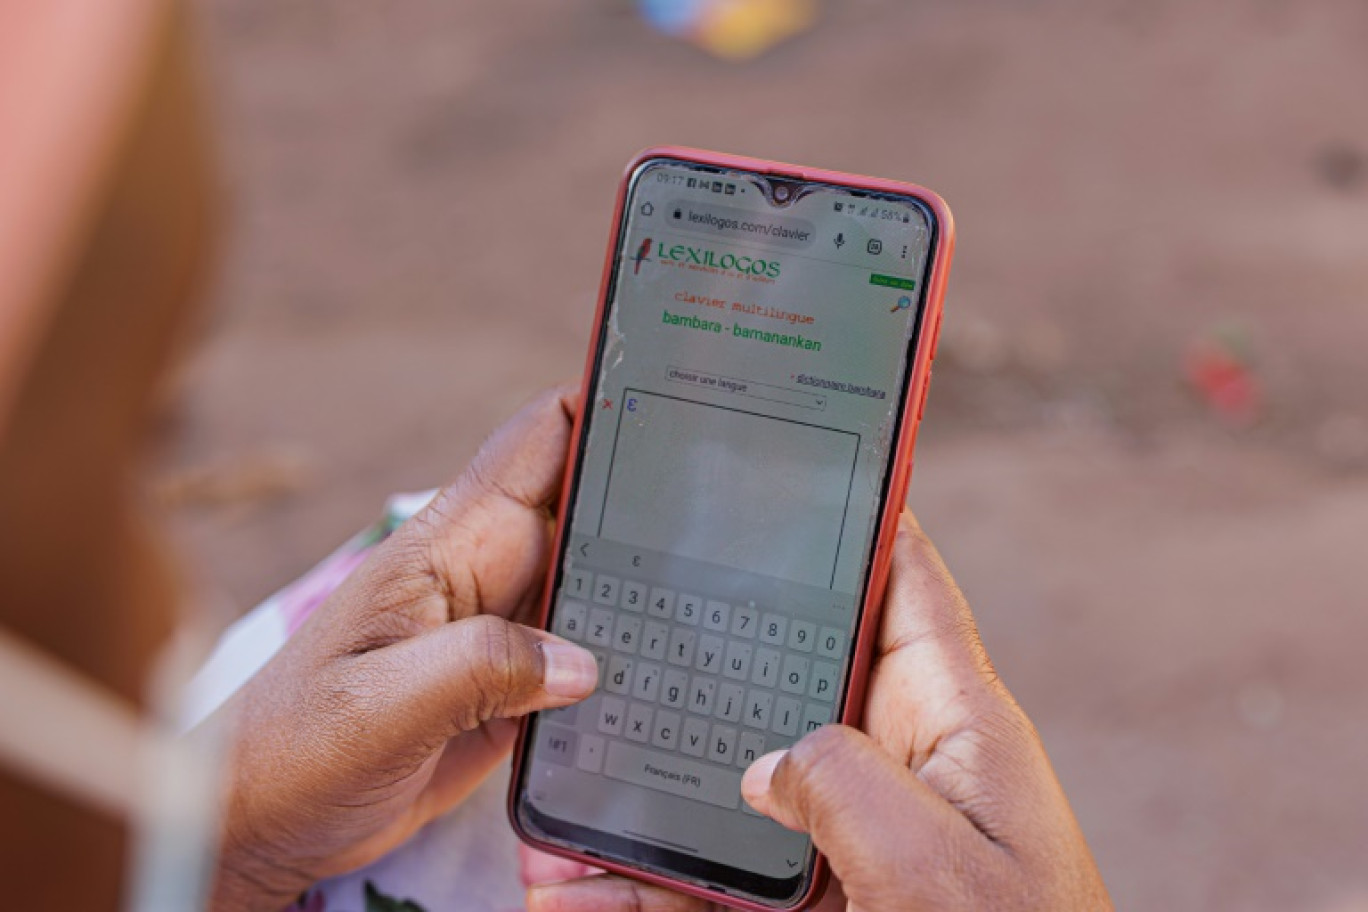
<box><xmin>673</xmin><ymin>208</ymin><xmax>682</xmax><ymax>220</ymax></box>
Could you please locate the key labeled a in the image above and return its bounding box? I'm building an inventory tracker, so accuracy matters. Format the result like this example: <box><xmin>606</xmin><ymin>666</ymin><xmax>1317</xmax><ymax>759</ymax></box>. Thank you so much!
<box><xmin>557</xmin><ymin>601</ymin><xmax>588</xmax><ymax>641</ymax></box>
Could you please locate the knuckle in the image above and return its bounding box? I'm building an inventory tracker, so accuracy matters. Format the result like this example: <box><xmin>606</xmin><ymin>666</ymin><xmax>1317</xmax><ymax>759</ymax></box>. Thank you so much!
<box><xmin>335</xmin><ymin>525</ymin><xmax>461</xmax><ymax>642</ymax></box>
<box><xmin>462</xmin><ymin>616</ymin><xmax>533</xmax><ymax>724</ymax></box>
<box><xmin>779</xmin><ymin>725</ymin><xmax>862</xmax><ymax>827</ymax></box>
<box><xmin>892</xmin><ymin>513</ymin><xmax>940</xmax><ymax>568</ymax></box>
<box><xmin>964</xmin><ymin>696</ymin><xmax>1036</xmax><ymax>756</ymax></box>
<box><xmin>787</xmin><ymin>723</ymin><xmax>858</xmax><ymax>774</ymax></box>
<box><xmin>397</xmin><ymin>500</ymin><xmax>463</xmax><ymax>579</ymax></box>
<box><xmin>894</xmin><ymin>512</ymin><xmax>929</xmax><ymax>549</ymax></box>
<box><xmin>925</xmin><ymin>700</ymin><xmax>1042</xmax><ymax>847</ymax></box>
<box><xmin>466</xmin><ymin>445</ymin><xmax>526</xmax><ymax>508</ymax></box>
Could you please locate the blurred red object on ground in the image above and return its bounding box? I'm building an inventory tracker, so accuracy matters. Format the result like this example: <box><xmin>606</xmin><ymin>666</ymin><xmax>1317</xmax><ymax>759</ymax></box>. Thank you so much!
<box><xmin>1184</xmin><ymin>330</ymin><xmax>1262</xmax><ymax>428</ymax></box>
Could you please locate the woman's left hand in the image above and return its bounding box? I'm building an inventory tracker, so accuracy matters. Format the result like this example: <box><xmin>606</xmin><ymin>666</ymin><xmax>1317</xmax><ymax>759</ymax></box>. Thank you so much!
<box><xmin>211</xmin><ymin>386</ymin><xmax>597</xmax><ymax>912</ymax></box>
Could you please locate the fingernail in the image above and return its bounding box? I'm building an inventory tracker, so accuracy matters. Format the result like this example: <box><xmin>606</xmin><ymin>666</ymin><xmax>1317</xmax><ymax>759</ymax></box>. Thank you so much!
<box><xmin>540</xmin><ymin>641</ymin><xmax>598</xmax><ymax>698</ymax></box>
<box><xmin>741</xmin><ymin>749</ymin><xmax>787</xmax><ymax>809</ymax></box>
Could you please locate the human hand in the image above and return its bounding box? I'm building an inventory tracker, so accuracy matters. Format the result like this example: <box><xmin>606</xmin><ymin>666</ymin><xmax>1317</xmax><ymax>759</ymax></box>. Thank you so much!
<box><xmin>211</xmin><ymin>386</ymin><xmax>598</xmax><ymax>911</ymax></box>
<box><xmin>528</xmin><ymin>512</ymin><xmax>1111</xmax><ymax>912</ymax></box>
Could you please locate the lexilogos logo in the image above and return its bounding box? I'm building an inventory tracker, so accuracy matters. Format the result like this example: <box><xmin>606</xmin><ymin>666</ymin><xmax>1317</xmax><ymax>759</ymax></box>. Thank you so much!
<box><xmin>654</xmin><ymin>241</ymin><xmax>781</xmax><ymax>279</ymax></box>
<box><xmin>632</xmin><ymin>238</ymin><xmax>652</xmax><ymax>275</ymax></box>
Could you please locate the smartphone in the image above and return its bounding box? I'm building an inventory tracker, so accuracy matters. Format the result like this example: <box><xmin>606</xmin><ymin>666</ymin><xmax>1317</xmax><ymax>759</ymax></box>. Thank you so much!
<box><xmin>509</xmin><ymin>147</ymin><xmax>953</xmax><ymax>910</ymax></box>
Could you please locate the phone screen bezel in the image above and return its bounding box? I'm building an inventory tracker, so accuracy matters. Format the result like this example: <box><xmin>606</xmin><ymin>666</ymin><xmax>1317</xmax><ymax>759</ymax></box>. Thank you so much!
<box><xmin>511</xmin><ymin>153</ymin><xmax>942</xmax><ymax>909</ymax></box>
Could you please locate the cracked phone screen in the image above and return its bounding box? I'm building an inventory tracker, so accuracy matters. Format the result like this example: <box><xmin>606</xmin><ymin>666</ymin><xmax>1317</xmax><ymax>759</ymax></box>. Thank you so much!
<box><xmin>516</xmin><ymin>159</ymin><xmax>934</xmax><ymax>906</ymax></box>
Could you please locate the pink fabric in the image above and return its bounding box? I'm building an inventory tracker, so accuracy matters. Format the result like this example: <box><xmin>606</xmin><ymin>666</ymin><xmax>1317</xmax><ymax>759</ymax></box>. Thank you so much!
<box><xmin>277</xmin><ymin>546</ymin><xmax>373</xmax><ymax>635</ymax></box>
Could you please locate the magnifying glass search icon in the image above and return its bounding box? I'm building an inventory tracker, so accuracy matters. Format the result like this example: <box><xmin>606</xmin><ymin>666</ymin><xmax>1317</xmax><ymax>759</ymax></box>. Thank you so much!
<box><xmin>890</xmin><ymin>295</ymin><xmax>913</xmax><ymax>314</ymax></box>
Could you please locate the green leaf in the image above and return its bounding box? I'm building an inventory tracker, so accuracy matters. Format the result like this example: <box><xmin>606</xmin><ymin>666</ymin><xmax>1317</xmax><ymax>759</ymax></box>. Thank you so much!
<box><xmin>363</xmin><ymin>880</ymin><xmax>428</xmax><ymax>912</ymax></box>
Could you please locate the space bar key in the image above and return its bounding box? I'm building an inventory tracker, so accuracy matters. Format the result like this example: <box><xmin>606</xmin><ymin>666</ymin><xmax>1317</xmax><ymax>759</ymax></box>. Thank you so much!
<box><xmin>603</xmin><ymin>741</ymin><xmax>742</xmax><ymax>810</ymax></box>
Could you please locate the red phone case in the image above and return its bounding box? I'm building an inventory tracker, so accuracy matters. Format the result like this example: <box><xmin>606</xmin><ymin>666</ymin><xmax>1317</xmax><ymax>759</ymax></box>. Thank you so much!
<box><xmin>508</xmin><ymin>146</ymin><xmax>955</xmax><ymax>910</ymax></box>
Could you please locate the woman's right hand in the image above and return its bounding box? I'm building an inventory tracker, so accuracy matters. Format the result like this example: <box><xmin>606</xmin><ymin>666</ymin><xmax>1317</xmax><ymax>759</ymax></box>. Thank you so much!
<box><xmin>528</xmin><ymin>513</ymin><xmax>1112</xmax><ymax>912</ymax></box>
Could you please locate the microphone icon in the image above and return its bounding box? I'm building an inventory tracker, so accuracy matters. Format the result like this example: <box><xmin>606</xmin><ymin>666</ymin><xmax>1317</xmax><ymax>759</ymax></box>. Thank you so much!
<box><xmin>834</xmin><ymin>233</ymin><xmax>846</xmax><ymax>249</ymax></box>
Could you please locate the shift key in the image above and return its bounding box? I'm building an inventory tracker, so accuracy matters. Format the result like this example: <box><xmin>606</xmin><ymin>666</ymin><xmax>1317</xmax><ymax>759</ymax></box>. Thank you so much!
<box><xmin>604</xmin><ymin>741</ymin><xmax>742</xmax><ymax>810</ymax></box>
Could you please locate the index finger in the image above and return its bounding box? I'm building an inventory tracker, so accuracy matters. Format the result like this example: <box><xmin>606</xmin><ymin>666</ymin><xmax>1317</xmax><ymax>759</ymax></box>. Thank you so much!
<box><xmin>411</xmin><ymin>382</ymin><xmax>582</xmax><ymax>620</ymax></box>
<box><xmin>426</xmin><ymin>380</ymin><xmax>580</xmax><ymax>521</ymax></box>
<box><xmin>318</xmin><ymin>383</ymin><xmax>581</xmax><ymax>647</ymax></box>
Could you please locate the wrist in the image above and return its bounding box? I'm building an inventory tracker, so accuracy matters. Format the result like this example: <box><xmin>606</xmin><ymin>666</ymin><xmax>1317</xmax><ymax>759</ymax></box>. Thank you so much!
<box><xmin>211</xmin><ymin>828</ymin><xmax>315</xmax><ymax>912</ymax></box>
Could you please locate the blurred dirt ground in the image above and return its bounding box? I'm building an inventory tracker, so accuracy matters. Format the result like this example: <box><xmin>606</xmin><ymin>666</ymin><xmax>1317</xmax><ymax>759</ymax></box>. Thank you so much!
<box><xmin>159</xmin><ymin>1</ymin><xmax>1368</xmax><ymax>909</ymax></box>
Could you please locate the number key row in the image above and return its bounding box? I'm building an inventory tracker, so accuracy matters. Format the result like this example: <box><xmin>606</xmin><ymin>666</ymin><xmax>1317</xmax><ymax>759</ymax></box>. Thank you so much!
<box><xmin>558</xmin><ymin>578</ymin><xmax>847</xmax><ymax>657</ymax></box>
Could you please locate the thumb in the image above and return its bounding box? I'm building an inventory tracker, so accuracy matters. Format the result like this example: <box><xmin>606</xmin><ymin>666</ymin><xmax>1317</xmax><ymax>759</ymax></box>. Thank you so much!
<box><xmin>742</xmin><ymin>726</ymin><xmax>989</xmax><ymax>902</ymax></box>
<box><xmin>358</xmin><ymin>615</ymin><xmax>598</xmax><ymax>757</ymax></box>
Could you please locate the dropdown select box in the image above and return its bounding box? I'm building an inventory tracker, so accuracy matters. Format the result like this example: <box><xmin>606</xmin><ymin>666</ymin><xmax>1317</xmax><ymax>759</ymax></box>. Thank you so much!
<box><xmin>665</xmin><ymin>366</ymin><xmax>827</xmax><ymax>411</ymax></box>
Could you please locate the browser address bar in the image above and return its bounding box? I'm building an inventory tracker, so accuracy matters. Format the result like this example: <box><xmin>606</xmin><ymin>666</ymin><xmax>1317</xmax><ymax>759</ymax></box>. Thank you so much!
<box><xmin>665</xmin><ymin>201</ymin><xmax>816</xmax><ymax>249</ymax></box>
